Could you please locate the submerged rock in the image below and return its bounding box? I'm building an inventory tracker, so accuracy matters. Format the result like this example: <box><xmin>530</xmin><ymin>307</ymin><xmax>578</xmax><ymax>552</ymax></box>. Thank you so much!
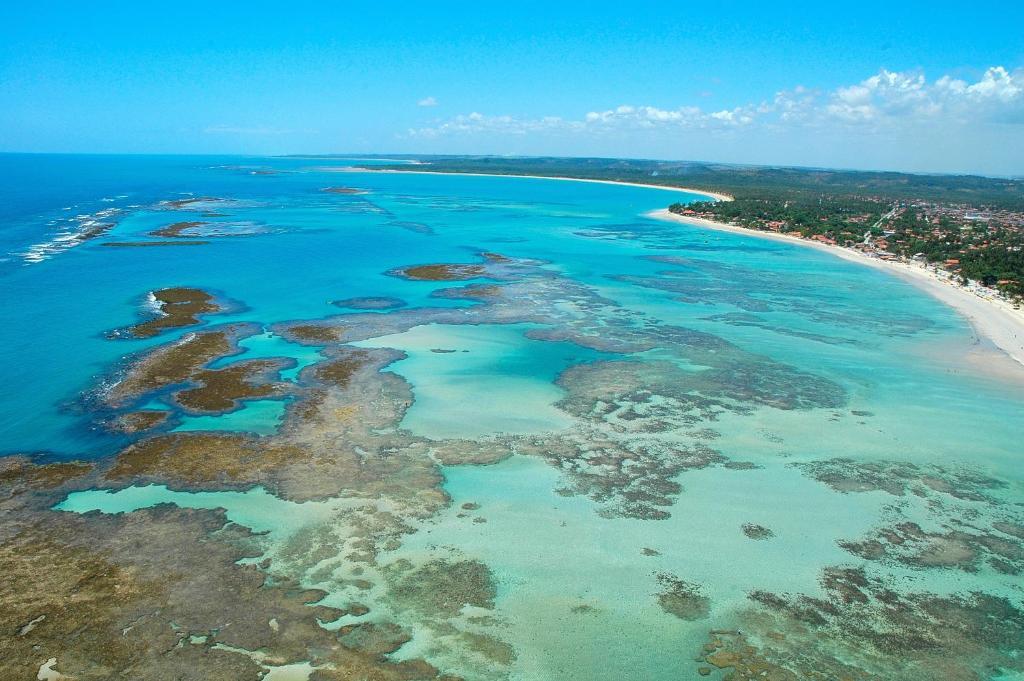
<box><xmin>742</xmin><ymin>523</ymin><xmax>775</xmax><ymax>540</ymax></box>
<box><xmin>656</xmin><ymin>573</ymin><xmax>710</xmax><ymax>621</ymax></box>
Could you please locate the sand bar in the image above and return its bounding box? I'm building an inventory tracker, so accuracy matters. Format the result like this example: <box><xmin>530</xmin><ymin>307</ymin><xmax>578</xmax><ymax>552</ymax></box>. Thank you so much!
<box><xmin>326</xmin><ymin>167</ymin><xmax>735</xmax><ymax>202</ymax></box>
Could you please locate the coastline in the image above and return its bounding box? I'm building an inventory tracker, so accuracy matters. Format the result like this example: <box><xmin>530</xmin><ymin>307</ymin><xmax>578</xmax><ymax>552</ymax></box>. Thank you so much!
<box><xmin>328</xmin><ymin>166</ymin><xmax>735</xmax><ymax>203</ymax></box>
<box><xmin>648</xmin><ymin>208</ymin><xmax>1024</xmax><ymax>368</ymax></box>
<box><xmin>332</xmin><ymin>164</ymin><xmax>1023</xmax><ymax>368</ymax></box>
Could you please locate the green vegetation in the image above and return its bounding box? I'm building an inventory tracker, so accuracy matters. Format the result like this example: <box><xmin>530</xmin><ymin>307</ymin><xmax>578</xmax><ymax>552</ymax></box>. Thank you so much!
<box><xmin>345</xmin><ymin>155</ymin><xmax>1024</xmax><ymax>208</ymax></box>
<box><xmin>674</xmin><ymin>196</ymin><xmax>885</xmax><ymax>244</ymax></box>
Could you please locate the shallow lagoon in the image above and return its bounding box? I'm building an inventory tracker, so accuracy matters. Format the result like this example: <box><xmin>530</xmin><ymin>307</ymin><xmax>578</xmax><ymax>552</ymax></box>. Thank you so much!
<box><xmin>3</xmin><ymin>155</ymin><xmax>1023</xmax><ymax>679</ymax></box>
<box><xmin>353</xmin><ymin>323</ymin><xmax>605</xmax><ymax>438</ymax></box>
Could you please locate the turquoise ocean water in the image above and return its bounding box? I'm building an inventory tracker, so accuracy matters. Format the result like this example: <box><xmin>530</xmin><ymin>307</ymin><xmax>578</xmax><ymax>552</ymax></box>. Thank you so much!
<box><xmin>4</xmin><ymin>154</ymin><xmax>1023</xmax><ymax>679</ymax></box>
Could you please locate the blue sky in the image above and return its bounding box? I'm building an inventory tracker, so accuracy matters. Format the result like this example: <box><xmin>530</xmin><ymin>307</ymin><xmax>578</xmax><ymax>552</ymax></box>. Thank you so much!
<box><xmin>1</xmin><ymin>1</ymin><xmax>1022</xmax><ymax>174</ymax></box>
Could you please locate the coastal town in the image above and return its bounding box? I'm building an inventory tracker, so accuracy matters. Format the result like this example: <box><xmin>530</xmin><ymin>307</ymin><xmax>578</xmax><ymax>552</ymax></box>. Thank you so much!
<box><xmin>670</xmin><ymin>196</ymin><xmax>1024</xmax><ymax>307</ymax></box>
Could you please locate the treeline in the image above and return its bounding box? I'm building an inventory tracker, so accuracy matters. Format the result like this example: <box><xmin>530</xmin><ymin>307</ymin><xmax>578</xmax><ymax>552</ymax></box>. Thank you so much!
<box><xmin>674</xmin><ymin>197</ymin><xmax>885</xmax><ymax>243</ymax></box>
<box><xmin>354</xmin><ymin>155</ymin><xmax>1024</xmax><ymax>209</ymax></box>
<box><xmin>958</xmin><ymin>248</ymin><xmax>1024</xmax><ymax>296</ymax></box>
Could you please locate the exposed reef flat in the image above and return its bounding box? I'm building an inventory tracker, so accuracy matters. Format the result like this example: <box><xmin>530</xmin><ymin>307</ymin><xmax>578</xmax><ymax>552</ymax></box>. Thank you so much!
<box><xmin>150</xmin><ymin>220</ymin><xmax>273</xmax><ymax>239</ymax></box>
<box><xmin>173</xmin><ymin>357</ymin><xmax>292</xmax><ymax>413</ymax></box>
<box><xmin>286</xmin><ymin>323</ymin><xmax>347</xmax><ymax>343</ymax></box>
<box><xmin>150</xmin><ymin>220</ymin><xmax>207</xmax><ymax>237</ymax></box>
<box><xmin>103</xmin><ymin>433</ymin><xmax>310</xmax><ymax>492</ymax></box>
<box><xmin>104</xmin><ymin>409</ymin><xmax>171</xmax><ymax>433</ymax></box>
<box><xmin>111</xmin><ymin>286</ymin><xmax>226</xmax><ymax>339</ymax></box>
<box><xmin>390</xmin><ymin>263</ymin><xmax>489</xmax><ymax>281</ymax></box>
<box><xmin>104</xmin><ymin>323</ymin><xmax>259</xmax><ymax>406</ymax></box>
<box><xmin>0</xmin><ymin>457</ymin><xmax>93</xmax><ymax>499</ymax></box>
<box><xmin>387</xmin><ymin>253</ymin><xmax>522</xmax><ymax>282</ymax></box>
<box><xmin>38</xmin><ymin>326</ymin><xmax>519</xmax><ymax>676</ymax></box>
<box><xmin>0</xmin><ymin>501</ymin><xmax>456</xmax><ymax>680</ymax></box>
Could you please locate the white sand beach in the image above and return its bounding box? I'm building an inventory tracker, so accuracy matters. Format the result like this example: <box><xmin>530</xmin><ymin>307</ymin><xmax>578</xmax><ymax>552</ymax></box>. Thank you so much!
<box><xmin>327</xmin><ymin>167</ymin><xmax>736</xmax><ymax>203</ymax></box>
<box><xmin>649</xmin><ymin>208</ymin><xmax>1024</xmax><ymax>367</ymax></box>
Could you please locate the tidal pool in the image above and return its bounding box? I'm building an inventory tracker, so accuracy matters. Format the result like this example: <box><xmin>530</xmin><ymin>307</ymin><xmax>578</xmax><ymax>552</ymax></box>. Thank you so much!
<box><xmin>353</xmin><ymin>323</ymin><xmax>603</xmax><ymax>438</ymax></box>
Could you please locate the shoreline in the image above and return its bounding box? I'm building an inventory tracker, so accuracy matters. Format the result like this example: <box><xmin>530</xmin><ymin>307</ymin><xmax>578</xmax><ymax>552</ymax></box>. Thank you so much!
<box><xmin>332</xmin><ymin>165</ymin><xmax>1023</xmax><ymax>368</ymax></box>
<box><xmin>648</xmin><ymin>208</ymin><xmax>1024</xmax><ymax>368</ymax></box>
<box><xmin>327</xmin><ymin>166</ymin><xmax>735</xmax><ymax>202</ymax></box>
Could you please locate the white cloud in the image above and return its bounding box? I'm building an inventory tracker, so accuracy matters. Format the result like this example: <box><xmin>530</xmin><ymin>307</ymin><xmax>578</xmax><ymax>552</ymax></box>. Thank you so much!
<box><xmin>406</xmin><ymin>65</ymin><xmax>1023</xmax><ymax>139</ymax></box>
<box><xmin>408</xmin><ymin>103</ymin><xmax>760</xmax><ymax>139</ymax></box>
<box><xmin>966</xmin><ymin>66</ymin><xmax>1021</xmax><ymax>101</ymax></box>
<box><xmin>408</xmin><ymin>112</ymin><xmax>578</xmax><ymax>138</ymax></box>
<box><xmin>417</xmin><ymin>96</ymin><xmax>438</xmax><ymax>107</ymax></box>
